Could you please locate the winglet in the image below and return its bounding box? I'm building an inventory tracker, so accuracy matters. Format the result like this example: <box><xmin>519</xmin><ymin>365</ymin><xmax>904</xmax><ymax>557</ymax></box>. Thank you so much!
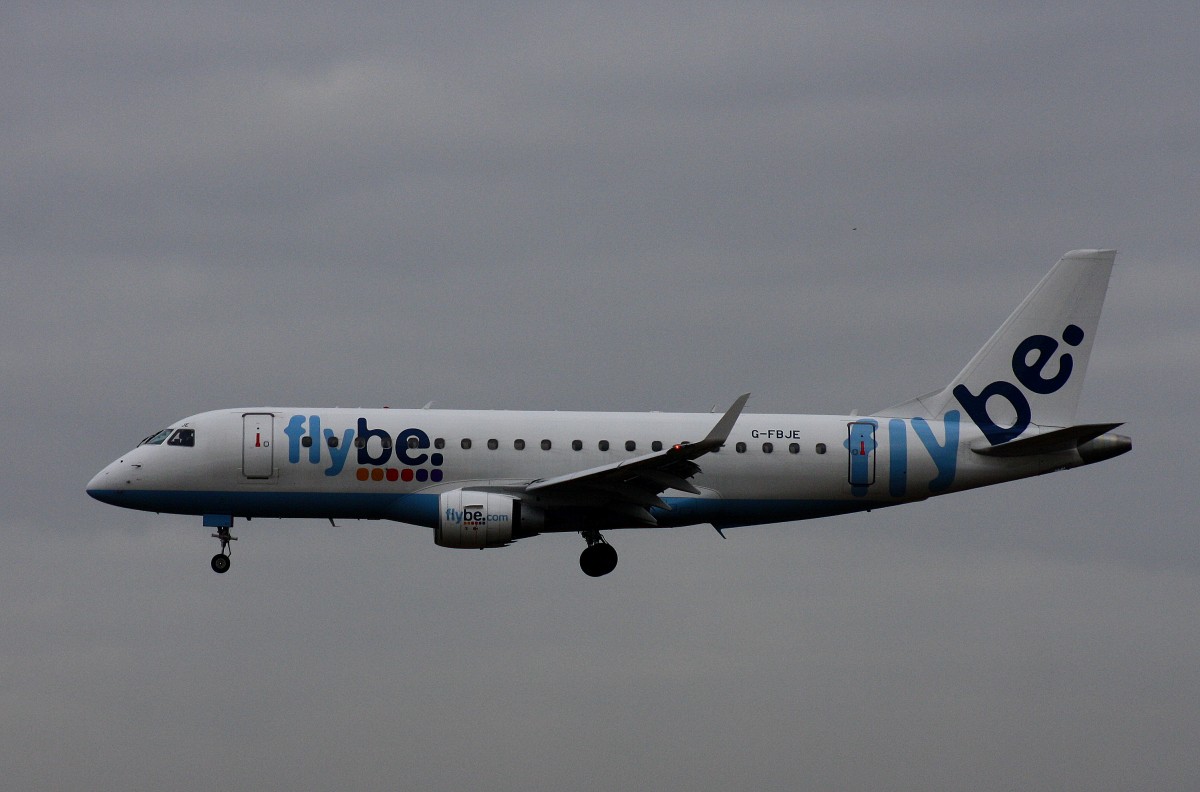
<box><xmin>696</xmin><ymin>393</ymin><xmax>750</xmax><ymax>451</ymax></box>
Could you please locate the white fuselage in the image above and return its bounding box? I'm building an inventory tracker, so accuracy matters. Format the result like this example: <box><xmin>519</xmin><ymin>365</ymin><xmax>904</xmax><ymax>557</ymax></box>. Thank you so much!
<box><xmin>86</xmin><ymin>406</ymin><xmax>1085</xmax><ymax>532</ymax></box>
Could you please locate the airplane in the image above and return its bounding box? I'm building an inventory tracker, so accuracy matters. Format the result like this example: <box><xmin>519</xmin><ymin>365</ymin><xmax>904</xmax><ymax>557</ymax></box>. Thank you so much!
<box><xmin>87</xmin><ymin>249</ymin><xmax>1131</xmax><ymax>577</ymax></box>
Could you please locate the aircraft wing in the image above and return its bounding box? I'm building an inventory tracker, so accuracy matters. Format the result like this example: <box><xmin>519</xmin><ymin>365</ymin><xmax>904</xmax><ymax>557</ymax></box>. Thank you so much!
<box><xmin>523</xmin><ymin>393</ymin><xmax>749</xmax><ymax>525</ymax></box>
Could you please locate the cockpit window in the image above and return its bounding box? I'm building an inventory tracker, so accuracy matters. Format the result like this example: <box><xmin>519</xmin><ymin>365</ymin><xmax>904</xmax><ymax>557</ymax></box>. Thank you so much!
<box><xmin>167</xmin><ymin>429</ymin><xmax>195</xmax><ymax>447</ymax></box>
<box><xmin>140</xmin><ymin>429</ymin><xmax>173</xmax><ymax>446</ymax></box>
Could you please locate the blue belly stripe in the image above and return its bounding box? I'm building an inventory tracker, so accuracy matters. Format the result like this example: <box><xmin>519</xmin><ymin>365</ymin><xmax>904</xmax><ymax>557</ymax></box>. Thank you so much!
<box><xmin>89</xmin><ymin>488</ymin><xmax>883</xmax><ymax>531</ymax></box>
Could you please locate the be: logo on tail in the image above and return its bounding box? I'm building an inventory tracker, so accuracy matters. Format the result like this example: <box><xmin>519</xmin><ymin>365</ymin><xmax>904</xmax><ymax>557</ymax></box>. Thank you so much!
<box><xmin>952</xmin><ymin>324</ymin><xmax>1084</xmax><ymax>445</ymax></box>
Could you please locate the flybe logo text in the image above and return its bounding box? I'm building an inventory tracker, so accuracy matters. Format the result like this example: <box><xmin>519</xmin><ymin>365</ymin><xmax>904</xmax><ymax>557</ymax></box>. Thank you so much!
<box><xmin>444</xmin><ymin>508</ymin><xmax>510</xmax><ymax>528</ymax></box>
<box><xmin>282</xmin><ymin>416</ymin><xmax>443</xmax><ymax>478</ymax></box>
<box><xmin>953</xmin><ymin>325</ymin><xmax>1084</xmax><ymax>445</ymax></box>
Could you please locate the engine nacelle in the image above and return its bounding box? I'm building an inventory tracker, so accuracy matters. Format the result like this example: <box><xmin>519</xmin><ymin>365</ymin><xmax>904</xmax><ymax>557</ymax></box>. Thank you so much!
<box><xmin>435</xmin><ymin>490</ymin><xmax>543</xmax><ymax>549</ymax></box>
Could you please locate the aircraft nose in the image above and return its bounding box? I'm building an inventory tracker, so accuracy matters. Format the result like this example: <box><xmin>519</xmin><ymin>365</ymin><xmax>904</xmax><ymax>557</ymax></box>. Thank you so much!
<box><xmin>86</xmin><ymin>460</ymin><xmax>127</xmax><ymax>504</ymax></box>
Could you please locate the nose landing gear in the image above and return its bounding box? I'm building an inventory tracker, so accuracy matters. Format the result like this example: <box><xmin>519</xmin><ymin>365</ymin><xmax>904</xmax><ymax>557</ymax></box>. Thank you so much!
<box><xmin>579</xmin><ymin>530</ymin><xmax>618</xmax><ymax>577</ymax></box>
<box><xmin>210</xmin><ymin>525</ymin><xmax>237</xmax><ymax>574</ymax></box>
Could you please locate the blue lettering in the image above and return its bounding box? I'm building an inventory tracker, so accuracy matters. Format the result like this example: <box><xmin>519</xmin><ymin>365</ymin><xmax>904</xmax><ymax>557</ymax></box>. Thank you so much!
<box><xmin>308</xmin><ymin>415</ymin><xmax>322</xmax><ymax>464</ymax></box>
<box><xmin>953</xmin><ymin>381</ymin><xmax>1031</xmax><ymax>445</ymax></box>
<box><xmin>284</xmin><ymin>415</ymin><xmax>305</xmax><ymax>464</ymax></box>
<box><xmin>1011</xmin><ymin>325</ymin><xmax>1083</xmax><ymax>395</ymax></box>
<box><xmin>912</xmin><ymin>411</ymin><xmax>959</xmax><ymax>493</ymax></box>
<box><xmin>954</xmin><ymin>327</ymin><xmax>1084</xmax><ymax>446</ymax></box>
<box><xmin>397</xmin><ymin>428</ymin><xmax>431</xmax><ymax>466</ymax></box>
<box><xmin>356</xmin><ymin>418</ymin><xmax>392</xmax><ymax>466</ymax></box>
<box><xmin>284</xmin><ymin>416</ymin><xmax>439</xmax><ymax>476</ymax></box>
<box><xmin>324</xmin><ymin>428</ymin><xmax>354</xmax><ymax>476</ymax></box>
<box><xmin>888</xmin><ymin>418</ymin><xmax>907</xmax><ymax>497</ymax></box>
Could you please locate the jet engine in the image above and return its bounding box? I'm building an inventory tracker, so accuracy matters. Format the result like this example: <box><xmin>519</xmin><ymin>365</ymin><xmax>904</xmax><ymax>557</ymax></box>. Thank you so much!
<box><xmin>435</xmin><ymin>489</ymin><xmax>543</xmax><ymax>548</ymax></box>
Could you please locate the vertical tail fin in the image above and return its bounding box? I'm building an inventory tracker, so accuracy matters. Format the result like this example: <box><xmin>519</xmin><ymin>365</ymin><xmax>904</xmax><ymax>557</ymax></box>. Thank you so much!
<box><xmin>882</xmin><ymin>250</ymin><xmax>1116</xmax><ymax>443</ymax></box>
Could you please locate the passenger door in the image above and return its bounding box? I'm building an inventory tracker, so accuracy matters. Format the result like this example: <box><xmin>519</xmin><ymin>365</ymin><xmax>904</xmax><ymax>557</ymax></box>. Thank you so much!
<box><xmin>242</xmin><ymin>413</ymin><xmax>275</xmax><ymax>479</ymax></box>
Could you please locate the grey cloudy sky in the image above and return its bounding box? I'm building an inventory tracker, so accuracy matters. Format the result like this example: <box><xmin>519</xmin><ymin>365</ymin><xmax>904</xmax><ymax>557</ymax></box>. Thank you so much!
<box><xmin>4</xmin><ymin>2</ymin><xmax>1199</xmax><ymax>790</ymax></box>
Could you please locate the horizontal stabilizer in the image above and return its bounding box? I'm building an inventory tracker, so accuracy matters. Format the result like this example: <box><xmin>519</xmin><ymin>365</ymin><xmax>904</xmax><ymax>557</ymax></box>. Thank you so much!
<box><xmin>971</xmin><ymin>423</ymin><xmax>1123</xmax><ymax>457</ymax></box>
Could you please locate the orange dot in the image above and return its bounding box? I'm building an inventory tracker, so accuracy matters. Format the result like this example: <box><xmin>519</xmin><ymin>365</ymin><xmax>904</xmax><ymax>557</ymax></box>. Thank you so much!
<box><xmin>371</xmin><ymin>468</ymin><xmax>384</xmax><ymax>481</ymax></box>
<box><xmin>356</xmin><ymin>468</ymin><xmax>369</xmax><ymax>481</ymax></box>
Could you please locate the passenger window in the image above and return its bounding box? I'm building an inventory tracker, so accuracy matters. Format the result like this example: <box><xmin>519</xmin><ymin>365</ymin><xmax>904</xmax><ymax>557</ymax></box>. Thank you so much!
<box><xmin>571</xmin><ymin>440</ymin><xmax>582</xmax><ymax>451</ymax></box>
<box><xmin>789</xmin><ymin>443</ymin><xmax>800</xmax><ymax>454</ymax></box>
<box><xmin>327</xmin><ymin>436</ymin><xmax>339</xmax><ymax>448</ymax></box>
<box><xmin>736</xmin><ymin>442</ymin><xmax>746</xmax><ymax>453</ymax></box>
<box><xmin>354</xmin><ymin>437</ymin><xmax>366</xmax><ymax>449</ymax></box>
<box><xmin>815</xmin><ymin>443</ymin><xmax>827</xmax><ymax>454</ymax></box>
<box><xmin>652</xmin><ymin>441</ymin><xmax>663</xmax><ymax>452</ymax></box>
<box><xmin>168</xmin><ymin>429</ymin><xmax>195</xmax><ymax>447</ymax></box>
<box><xmin>762</xmin><ymin>442</ymin><xmax>773</xmax><ymax>453</ymax></box>
<box><xmin>598</xmin><ymin>440</ymin><xmax>610</xmax><ymax>451</ymax></box>
<box><xmin>514</xmin><ymin>439</ymin><xmax>525</xmax><ymax>450</ymax></box>
<box><xmin>461</xmin><ymin>438</ymin><xmax>472</xmax><ymax>450</ymax></box>
<box><xmin>380</xmin><ymin>436</ymin><xmax>392</xmax><ymax>449</ymax></box>
<box><xmin>408</xmin><ymin>437</ymin><xmax>420</xmax><ymax>449</ymax></box>
<box><xmin>541</xmin><ymin>439</ymin><xmax>552</xmax><ymax>450</ymax></box>
<box><xmin>434</xmin><ymin>438</ymin><xmax>445</xmax><ymax>449</ymax></box>
<box><xmin>487</xmin><ymin>439</ymin><xmax>498</xmax><ymax>450</ymax></box>
<box><xmin>302</xmin><ymin>436</ymin><xmax>313</xmax><ymax>448</ymax></box>
<box><xmin>625</xmin><ymin>440</ymin><xmax>636</xmax><ymax>452</ymax></box>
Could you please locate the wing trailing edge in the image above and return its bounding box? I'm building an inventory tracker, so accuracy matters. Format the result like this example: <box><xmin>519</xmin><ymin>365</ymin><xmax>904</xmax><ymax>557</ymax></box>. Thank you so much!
<box><xmin>524</xmin><ymin>393</ymin><xmax>750</xmax><ymax>525</ymax></box>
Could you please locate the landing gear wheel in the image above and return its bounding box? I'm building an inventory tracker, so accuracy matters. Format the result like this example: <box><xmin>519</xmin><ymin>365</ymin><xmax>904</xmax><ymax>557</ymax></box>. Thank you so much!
<box><xmin>209</xmin><ymin>523</ymin><xmax>237</xmax><ymax>574</ymax></box>
<box><xmin>579</xmin><ymin>541</ymin><xmax>618</xmax><ymax>577</ymax></box>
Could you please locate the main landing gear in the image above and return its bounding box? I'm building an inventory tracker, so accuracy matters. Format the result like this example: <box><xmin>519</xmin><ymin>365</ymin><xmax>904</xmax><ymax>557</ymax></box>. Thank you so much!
<box><xmin>210</xmin><ymin>525</ymin><xmax>237</xmax><ymax>574</ymax></box>
<box><xmin>579</xmin><ymin>530</ymin><xmax>618</xmax><ymax>577</ymax></box>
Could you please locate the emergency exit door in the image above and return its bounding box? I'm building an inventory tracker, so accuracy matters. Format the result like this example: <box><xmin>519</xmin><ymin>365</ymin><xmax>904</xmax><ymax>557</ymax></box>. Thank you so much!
<box><xmin>242</xmin><ymin>413</ymin><xmax>275</xmax><ymax>479</ymax></box>
<box><xmin>847</xmin><ymin>421</ymin><xmax>876</xmax><ymax>487</ymax></box>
